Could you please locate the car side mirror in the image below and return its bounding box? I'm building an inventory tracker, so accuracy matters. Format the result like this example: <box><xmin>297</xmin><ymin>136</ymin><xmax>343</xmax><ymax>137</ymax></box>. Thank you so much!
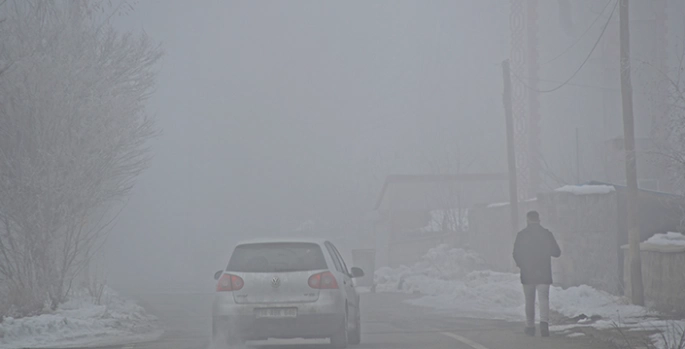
<box><xmin>214</xmin><ymin>270</ymin><xmax>223</xmax><ymax>280</ymax></box>
<box><xmin>350</xmin><ymin>267</ymin><xmax>364</xmax><ymax>278</ymax></box>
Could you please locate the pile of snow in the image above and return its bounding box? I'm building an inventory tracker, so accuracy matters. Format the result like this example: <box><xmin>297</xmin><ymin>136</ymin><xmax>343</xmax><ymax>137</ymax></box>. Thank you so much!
<box><xmin>374</xmin><ymin>244</ymin><xmax>489</xmax><ymax>293</ymax></box>
<box><xmin>0</xmin><ymin>287</ymin><xmax>162</xmax><ymax>349</ymax></box>
<box><xmin>555</xmin><ymin>185</ymin><xmax>616</xmax><ymax>195</ymax></box>
<box><xmin>373</xmin><ymin>244</ymin><xmax>685</xmax><ymax>348</ymax></box>
<box><xmin>646</xmin><ymin>232</ymin><xmax>685</xmax><ymax>247</ymax></box>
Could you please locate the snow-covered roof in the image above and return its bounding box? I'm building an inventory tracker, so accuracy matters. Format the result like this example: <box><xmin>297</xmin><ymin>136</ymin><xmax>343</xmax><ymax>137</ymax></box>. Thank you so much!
<box><xmin>374</xmin><ymin>174</ymin><xmax>508</xmax><ymax>211</ymax></box>
<box><xmin>621</xmin><ymin>232</ymin><xmax>685</xmax><ymax>253</ymax></box>
<box><xmin>554</xmin><ymin>185</ymin><xmax>616</xmax><ymax>195</ymax></box>
<box><xmin>645</xmin><ymin>232</ymin><xmax>685</xmax><ymax>247</ymax></box>
<box><xmin>485</xmin><ymin>197</ymin><xmax>537</xmax><ymax>208</ymax></box>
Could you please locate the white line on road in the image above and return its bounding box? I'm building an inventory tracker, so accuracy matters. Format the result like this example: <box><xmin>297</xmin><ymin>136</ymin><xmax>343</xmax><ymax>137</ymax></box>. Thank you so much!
<box><xmin>440</xmin><ymin>331</ymin><xmax>491</xmax><ymax>349</ymax></box>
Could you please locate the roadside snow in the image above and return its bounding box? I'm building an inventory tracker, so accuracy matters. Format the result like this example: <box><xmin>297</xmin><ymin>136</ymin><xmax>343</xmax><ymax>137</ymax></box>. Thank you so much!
<box><xmin>554</xmin><ymin>185</ymin><xmax>615</xmax><ymax>195</ymax></box>
<box><xmin>646</xmin><ymin>232</ymin><xmax>685</xmax><ymax>247</ymax></box>
<box><xmin>374</xmin><ymin>244</ymin><xmax>683</xmax><ymax>348</ymax></box>
<box><xmin>0</xmin><ymin>287</ymin><xmax>162</xmax><ymax>349</ymax></box>
<box><xmin>567</xmin><ymin>332</ymin><xmax>586</xmax><ymax>338</ymax></box>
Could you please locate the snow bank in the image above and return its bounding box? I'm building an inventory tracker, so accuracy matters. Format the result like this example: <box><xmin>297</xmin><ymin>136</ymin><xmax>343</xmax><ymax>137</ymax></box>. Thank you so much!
<box><xmin>374</xmin><ymin>244</ymin><xmax>489</xmax><ymax>293</ymax></box>
<box><xmin>554</xmin><ymin>185</ymin><xmax>616</xmax><ymax>195</ymax></box>
<box><xmin>0</xmin><ymin>287</ymin><xmax>162</xmax><ymax>349</ymax></box>
<box><xmin>646</xmin><ymin>232</ymin><xmax>685</xmax><ymax>247</ymax></box>
<box><xmin>373</xmin><ymin>244</ymin><xmax>685</xmax><ymax>348</ymax></box>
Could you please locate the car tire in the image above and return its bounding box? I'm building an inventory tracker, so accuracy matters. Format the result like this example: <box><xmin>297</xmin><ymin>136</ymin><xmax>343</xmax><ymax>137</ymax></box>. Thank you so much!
<box><xmin>348</xmin><ymin>312</ymin><xmax>361</xmax><ymax>345</ymax></box>
<box><xmin>330</xmin><ymin>317</ymin><xmax>348</xmax><ymax>349</ymax></box>
<box><xmin>212</xmin><ymin>319</ymin><xmax>244</xmax><ymax>348</ymax></box>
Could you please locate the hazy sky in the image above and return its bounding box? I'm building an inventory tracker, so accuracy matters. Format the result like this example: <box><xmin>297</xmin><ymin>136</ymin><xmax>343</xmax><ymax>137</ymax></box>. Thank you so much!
<box><xmin>106</xmin><ymin>0</ymin><xmax>510</xmax><ymax>292</ymax></box>
<box><xmin>103</xmin><ymin>0</ymin><xmax>685</xmax><ymax>294</ymax></box>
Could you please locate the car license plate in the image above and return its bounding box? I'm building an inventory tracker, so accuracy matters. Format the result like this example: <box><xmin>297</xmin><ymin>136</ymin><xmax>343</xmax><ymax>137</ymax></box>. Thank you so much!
<box><xmin>255</xmin><ymin>308</ymin><xmax>297</xmax><ymax>318</ymax></box>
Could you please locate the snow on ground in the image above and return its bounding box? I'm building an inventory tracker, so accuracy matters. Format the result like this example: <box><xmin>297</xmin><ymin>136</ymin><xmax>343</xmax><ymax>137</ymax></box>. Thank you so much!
<box><xmin>374</xmin><ymin>244</ymin><xmax>684</xmax><ymax>348</ymax></box>
<box><xmin>646</xmin><ymin>232</ymin><xmax>685</xmax><ymax>247</ymax></box>
<box><xmin>554</xmin><ymin>185</ymin><xmax>616</xmax><ymax>195</ymax></box>
<box><xmin>0</xmin><ymin>287</ymin><xmax>162</xmax><ymax>349</ymax></box>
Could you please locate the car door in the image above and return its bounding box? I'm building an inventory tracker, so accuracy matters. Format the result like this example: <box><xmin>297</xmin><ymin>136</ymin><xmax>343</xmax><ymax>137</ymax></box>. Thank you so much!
<box><xmin>327</xmin><ymin>242</ymin><xmax>358</xmax><ymax>318</ymax></box>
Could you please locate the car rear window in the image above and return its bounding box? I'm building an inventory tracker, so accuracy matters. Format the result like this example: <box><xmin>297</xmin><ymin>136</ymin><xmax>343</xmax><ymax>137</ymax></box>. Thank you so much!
<box><xmin>227</xmin><ymin>242</ymin><xmax>327</xmax><ymax>273</ymax></box>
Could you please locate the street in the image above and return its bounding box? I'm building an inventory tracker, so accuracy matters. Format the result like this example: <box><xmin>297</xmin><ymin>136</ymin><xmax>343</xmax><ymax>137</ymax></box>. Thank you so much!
<box><xmin>100</xmin><ymin>292</ymin><xmax>615</xmax><ymax>349</ymax></box>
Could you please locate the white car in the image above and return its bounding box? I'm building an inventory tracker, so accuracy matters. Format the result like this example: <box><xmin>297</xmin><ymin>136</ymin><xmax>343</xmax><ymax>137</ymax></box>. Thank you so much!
<box><xmin>212</xmin><ymin>238</ymin><xmax>364</xmax><ymax>348</ymax></box>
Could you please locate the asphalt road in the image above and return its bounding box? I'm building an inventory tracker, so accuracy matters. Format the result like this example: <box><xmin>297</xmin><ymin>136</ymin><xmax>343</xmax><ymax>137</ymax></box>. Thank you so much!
<box><xmin>105</xmin><ymin>291</ymin><xmax>615</xmax><ymax>349</ymax></box>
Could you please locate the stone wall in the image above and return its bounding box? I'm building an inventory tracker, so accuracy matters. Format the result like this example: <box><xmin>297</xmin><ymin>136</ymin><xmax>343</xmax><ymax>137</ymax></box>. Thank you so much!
<box><xmin>538</xmin><ymin>191</ymin><xmax>621</xmax><ymax>294</ymax></box>
<box><xmin>623</xmin><ymin>243</ymin><xmax>685</xmax><ymax>313</ymax></box>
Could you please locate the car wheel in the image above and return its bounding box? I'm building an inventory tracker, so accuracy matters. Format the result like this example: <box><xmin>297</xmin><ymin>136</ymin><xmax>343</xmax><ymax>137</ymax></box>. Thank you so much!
<box><xmin>212</xmin><ymin>319</ymin><xmax>244</xmax><ymax>348</ymax></box>
<box><xmin>348</xmin><ymin>312</ymin><xmax>361</xmax><ymax>345</ymax></box>
<box><xmin>330</xmin><ymin>316</ymin><xmax>348</xmax><ymax>349</ymax></box>
<box><xmin>211</xmin><ymin>319</ymin><xmax>223</xmax><ymax>342</ymax></box>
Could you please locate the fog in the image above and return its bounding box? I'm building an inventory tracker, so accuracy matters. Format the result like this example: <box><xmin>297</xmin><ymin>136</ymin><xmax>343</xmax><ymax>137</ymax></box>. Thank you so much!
<box><xmin>103</xmin><ymin>1</ymin><xmax>685</xmax><ymax>294</ymax></box>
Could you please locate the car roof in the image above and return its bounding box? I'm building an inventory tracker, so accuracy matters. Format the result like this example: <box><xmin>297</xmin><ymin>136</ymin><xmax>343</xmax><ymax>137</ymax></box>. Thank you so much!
<box><xmin>235</xmin><ymin>237</ymin><xmax>329</xmax><ymax>247</ymax></box>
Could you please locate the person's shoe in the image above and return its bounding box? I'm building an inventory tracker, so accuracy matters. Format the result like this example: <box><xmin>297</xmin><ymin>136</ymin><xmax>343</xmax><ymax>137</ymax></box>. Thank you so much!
<box><xmin>524</xmin><ymin>326</ymin><xmax>536</xmax><ymax>336</ymax></box>
<box><xmin>540</xmin><ymin>322</ymin><xmax>549</xmax><ymax>337</ymax></box>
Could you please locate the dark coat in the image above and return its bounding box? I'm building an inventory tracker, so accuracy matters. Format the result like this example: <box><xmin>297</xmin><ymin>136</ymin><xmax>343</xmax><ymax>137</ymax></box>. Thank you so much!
<box><xmin>512</xmin><ymin>223</ymin><xmax>561</xmax><ymax>285</ymax></box>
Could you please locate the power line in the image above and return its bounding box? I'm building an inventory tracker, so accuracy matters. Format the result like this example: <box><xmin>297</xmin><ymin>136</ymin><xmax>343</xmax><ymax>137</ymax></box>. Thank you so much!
<box><xmin>518</xmin><ymin>76</ymin><xmax>617</xmax><ymax>91</ymax></box>
<box><xmin>542</xmin><ymin>0</ymin><xmax>614</xmax><ymax>66</ymax></box>
<box><xmin>513</xmin><ymin>0</ymin><xmax>618</xmax><ymax>94</ymax></box>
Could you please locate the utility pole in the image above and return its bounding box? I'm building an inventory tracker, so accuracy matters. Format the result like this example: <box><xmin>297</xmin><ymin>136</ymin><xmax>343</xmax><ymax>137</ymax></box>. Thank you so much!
<box><xmin>502</xmin><ymin>60</ymin><xmax>520</xmax><ymax>260</ymax></box>
<box><xmin>576</xmin><ymin>128</ymin><xmax>580</xmax><ymax>183</ymax></box>
<box><xmin>619</xmin><ymin>0</ymin><xmax>644</xmax><ymax>306</ymax></box>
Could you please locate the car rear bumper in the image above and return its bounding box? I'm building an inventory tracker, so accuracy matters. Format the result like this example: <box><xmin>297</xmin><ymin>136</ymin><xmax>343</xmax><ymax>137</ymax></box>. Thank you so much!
<box><xmin>213</xmin><ymin>313</ymin><xmax>344</xmax><ymax>340</ymax></box>
<box><xmin>212</xmin><ymin>290</ymin><xmax>346</xmax><ymax>340</ymax></box>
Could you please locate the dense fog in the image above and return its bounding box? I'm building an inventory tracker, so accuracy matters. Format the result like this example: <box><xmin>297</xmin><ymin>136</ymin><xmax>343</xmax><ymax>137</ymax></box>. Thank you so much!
<box><xmin>102</xmin><ymin>1</ymin><xmax>685</xmax><ymax>295</ymax></box>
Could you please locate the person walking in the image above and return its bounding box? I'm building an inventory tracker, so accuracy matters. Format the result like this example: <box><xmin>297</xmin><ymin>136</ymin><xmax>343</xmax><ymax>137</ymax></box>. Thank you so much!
<box><xmin>513</xmin><ymin>210</ymin><xmax>561</xmax><ymax>337</ymax></box>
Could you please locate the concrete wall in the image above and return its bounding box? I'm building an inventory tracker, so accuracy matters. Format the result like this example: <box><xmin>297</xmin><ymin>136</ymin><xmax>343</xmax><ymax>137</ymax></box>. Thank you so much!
<box><xmin>623</xmin><ymin>243</ymin><xmax>685</xmax><ymax>313</ymax></box>
<box><xmin>468</xmin><ymin>200</ymin><xmax>538</xmax><ymax>272</ymax></box>
<box><xmin>538</xmin><ymin>191</ymin><xmax>621</xmax><ymax>294</ymax></box>
<box><xmin>468</xmin><ymin>191</ymin><xmax>622</xmax><ymax>294</ymax></box>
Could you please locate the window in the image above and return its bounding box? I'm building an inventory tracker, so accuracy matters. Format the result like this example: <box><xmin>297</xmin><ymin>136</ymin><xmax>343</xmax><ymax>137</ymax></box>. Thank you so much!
<box><xmin>330</xmin><ymin>243</ymin><xmax>349</xmax><ymax>275</ymax></box>
<box><xmin>324</xmin><ymin>242</ymin><xmax>343</xmax><ymax>273</ymax></box>
<box><xmin>227</xmin><ymin>243</ymin><xmax>327</xmax><ymax>273</ymax></box>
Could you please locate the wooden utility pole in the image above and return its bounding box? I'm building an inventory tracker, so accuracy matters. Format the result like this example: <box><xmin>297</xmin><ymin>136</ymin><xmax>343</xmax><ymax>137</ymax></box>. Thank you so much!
<box><xmin>502</xmin><ymin>60</ymin><xmax>520</xmax><ymax>248</ymax></box>
<box><xmin>619</xmin><ymin>0</ymin><xmax>644</xmax><ymax>306</ymax></box>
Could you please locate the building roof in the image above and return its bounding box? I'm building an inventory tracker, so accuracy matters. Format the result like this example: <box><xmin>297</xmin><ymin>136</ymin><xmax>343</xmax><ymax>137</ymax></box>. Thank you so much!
<box><xmin>236</xmin><ymin>237</ymin><xmax>329</xmax><ymax>246</ymax></box>
<box><xmin>374</xmin><ymin>173</ymin><xmax>509</xmax><ymax>211</ymax></box>
<box><xmin>585</xmin><ymin>180</ymin><xmax>685</xmax><ymax>200</ymax></box>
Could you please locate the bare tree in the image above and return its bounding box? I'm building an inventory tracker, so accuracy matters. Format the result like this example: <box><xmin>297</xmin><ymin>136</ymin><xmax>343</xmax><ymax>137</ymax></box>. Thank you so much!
<box><xmin>649</xmin><ymin>35</ymin><xmax>685</xmax><ymax>194</ymax></box>
<box><xmin>0</xmin><ymin>1</ymin><xmax>161</xmax><ymax>316</ymax></box>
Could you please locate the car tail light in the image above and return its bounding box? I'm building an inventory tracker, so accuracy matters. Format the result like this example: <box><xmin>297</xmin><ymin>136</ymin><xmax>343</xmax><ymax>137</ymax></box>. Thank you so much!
<box><xmin>308</xmin><ymin>271</ymin><xmax>339</xmax><ymax>289</ymax></box>
<box><xmin>216</xmin><ymin>273</ymin><xmax>244</xmax><ymax>292</ymax></box>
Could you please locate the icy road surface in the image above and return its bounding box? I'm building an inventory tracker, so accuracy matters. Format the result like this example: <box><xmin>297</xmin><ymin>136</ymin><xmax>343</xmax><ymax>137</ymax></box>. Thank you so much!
<box><xmin>76</xmin><ymin>292</ymin><xmax>616</xmax><ymax>349</ymax></box>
